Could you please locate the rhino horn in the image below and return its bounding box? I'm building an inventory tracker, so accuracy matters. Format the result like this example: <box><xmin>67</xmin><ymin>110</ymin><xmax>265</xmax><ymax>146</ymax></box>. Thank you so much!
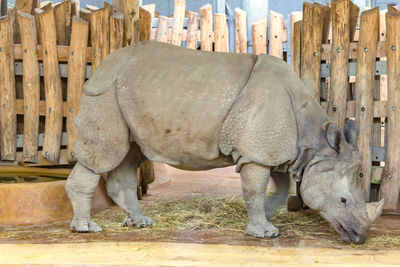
<box><xmin>366</xmin><ymin>199</ymin><xmax>384</xmax><ymax>223</ymax></box>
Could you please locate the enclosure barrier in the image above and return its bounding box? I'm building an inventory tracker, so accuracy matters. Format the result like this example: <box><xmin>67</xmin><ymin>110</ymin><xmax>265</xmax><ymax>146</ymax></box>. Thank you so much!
<box><xmin>0</xmin><ymin>0</ymin><xmax>398</xmax><ymax>211</ymax></box>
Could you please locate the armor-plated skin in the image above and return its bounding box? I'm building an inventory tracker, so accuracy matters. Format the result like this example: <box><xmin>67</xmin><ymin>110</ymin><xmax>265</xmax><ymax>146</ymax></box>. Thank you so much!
<box><xmin>66</xmin><ymin>41</ymin><xmax>383</xmax><ymax>244</ymax></box>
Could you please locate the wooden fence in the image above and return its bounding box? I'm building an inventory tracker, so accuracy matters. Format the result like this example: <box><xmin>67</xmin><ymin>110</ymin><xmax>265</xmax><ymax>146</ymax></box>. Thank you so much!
<box><xmin>0</xmin><ymin>0</ymin><xmax>398</xmax><ymax>210</ymax></box>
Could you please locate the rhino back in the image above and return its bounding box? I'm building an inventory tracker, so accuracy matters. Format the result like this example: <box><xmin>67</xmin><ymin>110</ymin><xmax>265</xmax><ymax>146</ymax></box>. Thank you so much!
<box><xmin>219</xmin><ymin>55</ymin><xmax>298</xmax><ymax>168</ymax></box>
<box><xmin>116</xmin><ymin>41</ymin><xmax>256</xmax><ymax>168</ymax></box>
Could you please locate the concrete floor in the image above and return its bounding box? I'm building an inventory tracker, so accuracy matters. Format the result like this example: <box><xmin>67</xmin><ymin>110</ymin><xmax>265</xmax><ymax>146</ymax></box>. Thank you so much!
<box><xmin>0</xmin><ymin>165</ymin><xmax>399</xmax><ymax>265</ymax></box>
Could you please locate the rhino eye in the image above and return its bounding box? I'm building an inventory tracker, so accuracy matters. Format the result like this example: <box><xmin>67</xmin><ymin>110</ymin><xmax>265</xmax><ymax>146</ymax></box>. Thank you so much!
<box><xmin>341</xmin><ymin>197</ymin><xmax>347</xmax><ymax>204</ymax></box>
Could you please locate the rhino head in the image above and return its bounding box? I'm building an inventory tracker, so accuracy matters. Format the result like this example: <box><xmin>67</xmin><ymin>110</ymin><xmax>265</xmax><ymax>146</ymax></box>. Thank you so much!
<box><xmin>299</xmin><ymin>120</ymin><xmax>384</xmax><ymax>244</ymax></box>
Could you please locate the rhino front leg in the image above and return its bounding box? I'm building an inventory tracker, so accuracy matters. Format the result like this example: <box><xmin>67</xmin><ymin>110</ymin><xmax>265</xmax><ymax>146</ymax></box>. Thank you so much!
<box><xmin>65</xmin><ymin>163</ymin><xmax>102</xmax><ymax>232</ymax></box>
<box><xmin>240</xmin><ymin>163</ymin><xmax>279</xmax><ymax>238</ymax></box>
<box><xmin>106</xmin><ymin>143</ymin><xmax>154</xmax><ymax>228</ymax></box>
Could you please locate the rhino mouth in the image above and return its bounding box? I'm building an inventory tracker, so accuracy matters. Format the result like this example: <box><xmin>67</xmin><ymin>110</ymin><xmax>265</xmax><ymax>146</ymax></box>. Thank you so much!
<box><xmin>321</xmin><ymin>213</ymin><xmax>366</xmax><ymax>244</ymax></box>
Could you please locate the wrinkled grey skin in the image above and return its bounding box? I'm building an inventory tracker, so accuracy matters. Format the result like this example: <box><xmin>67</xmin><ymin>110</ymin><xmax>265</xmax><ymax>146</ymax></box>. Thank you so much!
<box><xmin>65</xmin><ymin>41</ymin><xmax>383</xmax><ymax>244</ymax></box>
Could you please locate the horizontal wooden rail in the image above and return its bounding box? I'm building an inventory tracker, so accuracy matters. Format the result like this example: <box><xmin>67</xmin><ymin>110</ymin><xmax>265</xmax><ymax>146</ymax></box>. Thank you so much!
<box><xmin>321</xmin><ymin>41</ymin><xmax>386</xmax><ymax>60</ymax></box>
<box><xmin>13</xmin><ymin>44</ymin><xmax>93</xmax><ymax>62</ymax></box>
<box><xmin>320</xmin><ymin>100</ymin><xmax>387</xmax><ymax>118</ymax></box>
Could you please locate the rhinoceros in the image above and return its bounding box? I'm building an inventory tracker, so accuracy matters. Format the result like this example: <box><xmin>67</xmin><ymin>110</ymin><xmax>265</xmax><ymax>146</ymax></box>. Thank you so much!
<box><xmin>66</xmin><ymin>41</ymin><xmax>384</xmax><ymax>244</ymax></box>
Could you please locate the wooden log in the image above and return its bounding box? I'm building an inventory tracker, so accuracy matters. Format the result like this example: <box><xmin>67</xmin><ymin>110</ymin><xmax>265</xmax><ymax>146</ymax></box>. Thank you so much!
<box><xmin>328</xmin><ymin>0</ymin><xmax>351</xmax><ymax>127</ymax></box>
<box><xmin>40</xmin><ymin>1</ymin><xmax>52</xmax><ymax>10</ymax></box>
<box><xmin>214</xmin><ymin>13</ymin><xmax>228</xmax><ymax>52</ymax></box>
<box><xmin>13</xmin><ymin>43</ymin><xmax>93</xmax><ymax>61</ymax></box>
<box><xmin>199</xmin><ymin>3</ymin><xmax>212</xmax><ymax>51</ymax></box>
<box><xmin>139</xmin><ymin>7</ymin><xmax>151</xmax><ymax>42</ymax></box>
<box><xmin>13</xmin><ymin>0</ymin><xmax>38</xmax><ymax>44</ymax></box>
<box><xmin>79</xmin><ymin>8</ymin><xmax>91</xmax><ymax>45</ymax></box>
<box><xmin>355</xmin><ymin>7</ymin><xmax>379</xmax><ymax>201</ymax></box>
<box><xmin>54</xmin><ymin>1</ymin><xmax>72</xmax><ymax>45</ymax></box>
<box><xmin>300</xmin><ymin>3</ymin><xmax>325</xmax><ymax>100</ymax></box>
<box><xmin>110</xmin><ymin>12</ymin><xmax>123</xmax><ymax>53</ymax></box>
<box><xmin>0</xmin><ymin>16</ymin><xmax>17</xmax><ymax>161</ymax></box>
<box><xmin>119</xmin><ymin>0</ymin><xmax>139</xmax><ymax>46</ymax></box>
<box><xmin>293</xmin><ymin>20</ymin><xmax>302</xmax><ymax>76</ymax></box>
<box><xmin>17</xmin><ymin>11</ymin><xmax>40</xmax><ymax>163</ymax></box>
<box><xmin>349</xmin><ymin>1</ymin><xmax>360</xmax><ymax>42</ymax></box>
<box><xmin>291</xmin><ymin>12</ymin><xmax>302</xmax><ymax>66</ymax></box>
<box><xmin>67</xmin><ymin>16</ymin><xmax>88</xmax><ymax>162</ymax></box>
<box><xmin>142</xmin><ymin>4</ymin><xmax>155</xmax><ymax>20</ymax></box>
<box><xmin>170</xmin><ymin>0</ymin><xmax>185</xmax><ymax>46</ymax></box>
<box><xmin>90</xmin><ymin>8</ymin><xmax>110</xmax><ymax>72</ymax></box>
<box><xmin>234</xmin><ymin>8</ymin><xmax>247</xmax><ymax>53</ymax></box>
<box><xmin>379</xmin><ymin>9</ymin><xmax>400</xmax><ymax>211</ymax></box>
<box><xmin>321</xmin><ymin>41</ymin><xmax>386</xmax><ymax>60</ymax></box>
<box><xmin>315</xmin><ymin>4</ymin><xmax>331</xmax><ymax>44</ymax></box>
<box><xmin>252</xmin><ymin>18</ymin><xmax>267</xmax><ymax>55</ymax></box>
<box><xmin>186</xmin><ymin>11</ymin><xmax>198</xmax><ymax>49</ymax></box>
<box><xmin>155</xmin><ymin>16</ymin><xmax>170</xmax><ymax>43</ymax></box>
<box><xmin>36</xmin><ymin>8</ymin><xmax>63</xmax><ymax>163</ymax></box>
<box><xmin>269</xmin><ymin>10</ymin><xmax>284</xmax><ymax>58</ymax></box>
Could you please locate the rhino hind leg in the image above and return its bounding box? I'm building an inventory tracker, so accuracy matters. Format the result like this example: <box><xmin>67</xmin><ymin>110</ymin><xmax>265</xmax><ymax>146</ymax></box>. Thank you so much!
<box><xmin>106</xmin><ymin>143</ymin><xmax>154</xmax><ymax>228</ymax></box>
<box><xmin>240</xmin><ymin>163</ymin><xmax>279</xmax><ymax>238</ymax></box>
<box><xmin>65</xmin><ymin>163</ymin><xmax>102</xmax><ymax>232</ymax></box>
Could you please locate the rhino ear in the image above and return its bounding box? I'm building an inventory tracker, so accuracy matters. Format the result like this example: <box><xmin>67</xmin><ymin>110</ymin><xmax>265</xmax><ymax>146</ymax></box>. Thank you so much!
<box><xmin>344</xmin><ymin>119</ymin><xmax>359</xmax><ymax>147</ymax></box>
<box><xmin>323</xmin><ymin>122</ymin><xmax>341</xmax><ymax>152</ymax></box>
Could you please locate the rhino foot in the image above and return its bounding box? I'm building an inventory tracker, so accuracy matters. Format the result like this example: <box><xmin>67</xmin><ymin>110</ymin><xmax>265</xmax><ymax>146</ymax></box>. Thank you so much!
<box><xmin>123</xmin><ymin>215</ymin><xmax>155</xmax><ymax>228</ymax></box>
<box><xmin>70</xmin><ymin>218</ymin><xmax>103</xmax><ymax>233</ymax></box>
<box><xmin>245</xmin><ymin>222</ymin><xmax>279</xmax><ymax>238</ymax></box>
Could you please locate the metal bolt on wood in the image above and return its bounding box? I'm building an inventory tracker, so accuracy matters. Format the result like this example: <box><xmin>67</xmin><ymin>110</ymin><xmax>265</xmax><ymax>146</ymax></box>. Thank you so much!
<box><xmin>360</xmin><ymin>173</ymin><xmax>364</xmax><ymax>178</ymax></box>
<box><xmin>393</xmin><ymin>106</ymin><xmax>396</xmax><ymax>111</ymax></box>
<box><xmin>361</xmin><ymin>107</ymin><xmax>365</xmax><ymax>111</ymax></box>
<box><xmin>45</xmin><ymin>50</ymin><xmax>48</xmax><ymax>55</ymax></box>
<box><xmin>71</xmin><ymin>51</ymin><xmax>75</xmax><ymax>55</ymax></box>
<box><xmin>364</xmin><ymin>47</ymin><xmax>368</xmax><ymax>52</ymax></box>
<box><xmin>0</xmin><ymin>47</ymin><xmax>2</xmax><ymax>51</ymax></box>
<box><xmin>336</xmin><ymin>48</ymin><xmax>340</xmax><ymax>53</ymax></box>
<box><xmin>25</xmin><ymin>105</ymin><xmax>28</xmax><ymax>110</ymax></box>
<box><xmin>333</xmin><ymin>107</ymin><xmax>337</xmax><ymax>112</ymax></box>
<box><xmin>392</xmin><ymin>46</ymin><xmax>396</xmax><ymax>51</ymax></box>
<box><xmin>313</xmin><ymin>52</ymin><xmax>318</xmax><ymax>57</ymax></box>
<box><xmin>24</xmin><ymin>49</ymin><xmax>27</xmax><ymax>53</ymax></box>
<box><xmin>2</xmin><ymin>104</ymin><xmax>6</xmax><ymax>108</ymax></box>
<box><xmin>49</xmin><ymin>107</ymin><xmax>52</xmax><ymax>112</ymax></box>
<box><xmin>388</xmin><ymin>174</ymin><xmax>392</xmax><ymax>179</ymax></box>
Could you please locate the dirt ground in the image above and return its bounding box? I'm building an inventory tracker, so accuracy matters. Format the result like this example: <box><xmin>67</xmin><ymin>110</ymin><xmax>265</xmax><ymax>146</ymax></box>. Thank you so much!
<box><xmin>0</xmin><ymin>166</ymin><xmax>400</xmax><ymax>265</ymax></box>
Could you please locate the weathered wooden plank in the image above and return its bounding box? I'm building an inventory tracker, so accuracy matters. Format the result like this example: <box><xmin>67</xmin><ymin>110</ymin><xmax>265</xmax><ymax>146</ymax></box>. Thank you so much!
<box><xmin>234</xmin><ymin>8</ymin><xmax>247</xmax><ymax>53</ymax></box>
<box><xmin>0</xmin><ymin>16</ymin><xmax>17</xmax><ymax>161</ymax></box>
<box><xmin>252</xmin><ymin>17</ymin><xmax>267</xmax><ymax>55</ymax></box>
<box><xmin>54</xmin><ymin>0</ymin><xmax>72</xmax><ymax>45</ymax></box>
<box><xmin>328</xmin><ymin>0</ymin><xmax>351</xmax><ymax>127</ymax></box>
<box><xmin>321</xmin><ymin>41</ymin><xmax>386</xmax><ymax>60</ymax></box>
<box><xmin>13</xmin><ymin>0</ymin><xmax>37</xmax><ymax>44</ymax></box>
<box><xmin>199</xmin><ymin>3</ymin><xmax>212</xmax><ymax>51</ymax></box>
<box><xmin>379</xmin><ymin>9</ymin><xmax>400</xmax><ymax>211</ymax></box>
<box><xmin>40</xmin><ymin>1</ymin><xmax>52</xmax><ymax>10</ymax></box>
<box><xmin>139</xmin><ymin>7</ymin><xmax>152</xmax><ymax>42</ymax></box>
<box><xmin>300</xmin><ymin>3</ymin><xmax>324</xmax><ymax>100</ymax></box>
<box><xmin>355</xmin><ymin>7</ymin><xmax>379</xmax><ymax>200</ymax></box>
<box><xmin>110</xmin><ymin>12</ymin><xmax>123</xmax><ymax>53</ymax></box>
<box><xmin>155</xmin><ymin>16</ymin><xmax>169</xmax><ymax>43</ymax></box>
<box><xmin>291</xmin><ymin>11</ymin><xmax>302</xmax><ymax>66</ymax></box>
<box><xmin>142</xmin><ymin>4</ymin><xmax>155</xmax><ymax>20</ymax></box>
<box><xmin>186</xmin><ymin>11</ymin><xmax>198</xmax><ymax>49</ymax></box>
<box><xmin>119</xmin><ymin>0</ymin><xmax>139</xmax><ymax>46</ymax></box>
<box><xmin>269</xmin><ymin>10</ymin><xmax>284</xmax><ymax>58</ymax></box>
<box><xmin>214</xmin><ymin>13</ymin><xmax>228</xmax><ymax>52</ymax></box>
<box><xmin>17</xmin><ymin>11</ymin><xmax>40</xmax><ymax>163</ymax></box>
<box><xmin>349</xmin><ymin>1</ymin><xmax>360</xmax><ymax>41</ymax></box>
<box><xmin>66</xmin><ymin>16</ymin><xmax>88</xmax><ymax>162</ymax></box>
<box><xmin>90</xmin><ymin>7</ymin><xmax>110</xmax><ymax>72</ymax></box>
<box><xmin>36</xmin><ymin>8</ymin><xmax>63</xmax><ymax>163</ymax></box>
<box><xmin>170</xmin><ymin>0</ymin><xmax>185</xmax><ymax>46</ymax></box>
<box><xmin>78</xmin><ymin>8</ymin><xmax>91</xmax><ymax>45</ymax></box>
<box><xmin>292</xmin><ymin>20</ymin><xmax>302</xmax><ymax>76</ymax></box>
<box><xmin>13</xmin><ymin>43</ymin><xmax>92</xmax><ymax>61</ymax></box>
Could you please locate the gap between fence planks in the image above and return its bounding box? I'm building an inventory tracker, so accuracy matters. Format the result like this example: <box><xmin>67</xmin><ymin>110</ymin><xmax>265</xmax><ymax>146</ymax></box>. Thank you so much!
<box><xmin>379</xmin><ymin>8</ymin><xmax>400</xmax><ymax>211</ymax></box>
<box><xmin>66</xmin><ymin>16</ymin><xmax>88</xmax><ymax>163</ymax></box>
<box><xmin>36</xmin><ymin>7</ymin><xmax>63</xmax><ymax>163</ymax></box>
<box><xmin>0</xmin><ymin>16</ymin><xmax>17</xmax><ymax>161</ymax></box>
<box><xmin>17</xmin><ymin>11</ymin><xmax>40</xmax><ymax>163</ymax></box>
<box><xmin>355</xmin><ymin>7</ymin><xmax>379</xmax><ymax>201</ymax></box>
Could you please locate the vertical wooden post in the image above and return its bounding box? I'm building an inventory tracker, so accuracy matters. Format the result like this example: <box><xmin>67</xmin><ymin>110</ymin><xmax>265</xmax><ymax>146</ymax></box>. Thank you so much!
<box><xmin>379</xmin><ymin>10</ymin><xmax>400</xmax><ymax>211</ymax></box>
<box><xmin>79</xmin><ymin>7</ymin><xmax>91</xmax><ymax>22</ymax></box>
<box><xmin>0</xmin><ymin>16</ymin><xmax>17</xmax><ymax>161</ymax></box>
<box><xmin>142</xmin><ymin>4</ymin><xmax>155</xmax><ymax>20</ymax></box>
<box><xmin>36</xmin><ymin>8</ymin><xmax>63</xmax><ymax>163</ymax></box>
<box><xmin>300</xmin><ymin>3</ymin><xmax>324</xmax><ymax>99</ymax></box>
<box><xmin>119</xmin><ymin>0</ymin><xmax>139</xmax><ymax>46</ymax></box>
<box><xmin>328</xmin><ymin>0</ymin><xmax>352</xmax><ymax>127</ymax></box>
<box><xmin>214</xmin><ymin>13</ymin><xmax>228</xmax><ymax>52</ymax></box>
<box><xmin>90</xmin><ymin>8</ymin><xmax>110</xmax><ymax>72</ymax></box>
<box><xmin>349</xmin><ymin>1</ymin><xmax>360</xmax><ymax>41</ymax></box>
<box><xmin>54</xmin><ymin>0</ymin><xmax>73</xmax><ymax>45</ymax></box>
<box><xmin>293</xmin><ymin>20</ymin><xmax>302</xmax><ymax>76</ymax></box>
<box><xmin>155</xmin><ymin>16</ymin><xmax>170</xmax><ymax>43</ymax></box>
<box><xmin>139</xmin><ymin>7</ymin><xmax>151</xmax><ymax>42</ymax></box>
<box><xmin>252</xmin><ymin>17</ymin><xmax>267</xmax><ymax>55</ymax></box>
<box><xmin>234</xmin><ymin>8</ymin><xmax>247</xmax><ymax>53</ymax></box>
<box><xmin>67</xmin><ymin>16</ymin><xmax>88</xmax><ymax>162</ymax></box>
<box><xmin>291</xmin><ymin>11</ymin><xmax>302</xmax><ymax>66</ymax></box>
<box><xmin>13</xmin><ymin>0</ymin><xmax>38</xmax><ymax>44</ymax></box>
<box><xmin>200</xmin><ymin>3</ymin><xmax>213</xmax><ymax>51</ymax></box>
<box><xmin>17</xmin><ymin>11</ymin><xmax>40</xmax><ymax>163</ymax></box>
<box><xmin>110</xmin><ymin>12</ymin><xmax>123</xmax><ymax>53</ymax></box>
<box><xmin>170</xmin><ymin>0</ymin><xmax>185</xmax><ymax>46</ymax></box>
<box><xmin>269</xmin><ymin>10</ymin><xmax>285</xmax><ymax>58</ymax></box>
<box><xmin>355</xmin><ymin>7</ymin><xmax>379</xmax><ymax>201</ymax></box>
<box><xmin>186</xmin><ymin>11</ymin><xmax>198</xmax><ymax>49</ymax></box>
